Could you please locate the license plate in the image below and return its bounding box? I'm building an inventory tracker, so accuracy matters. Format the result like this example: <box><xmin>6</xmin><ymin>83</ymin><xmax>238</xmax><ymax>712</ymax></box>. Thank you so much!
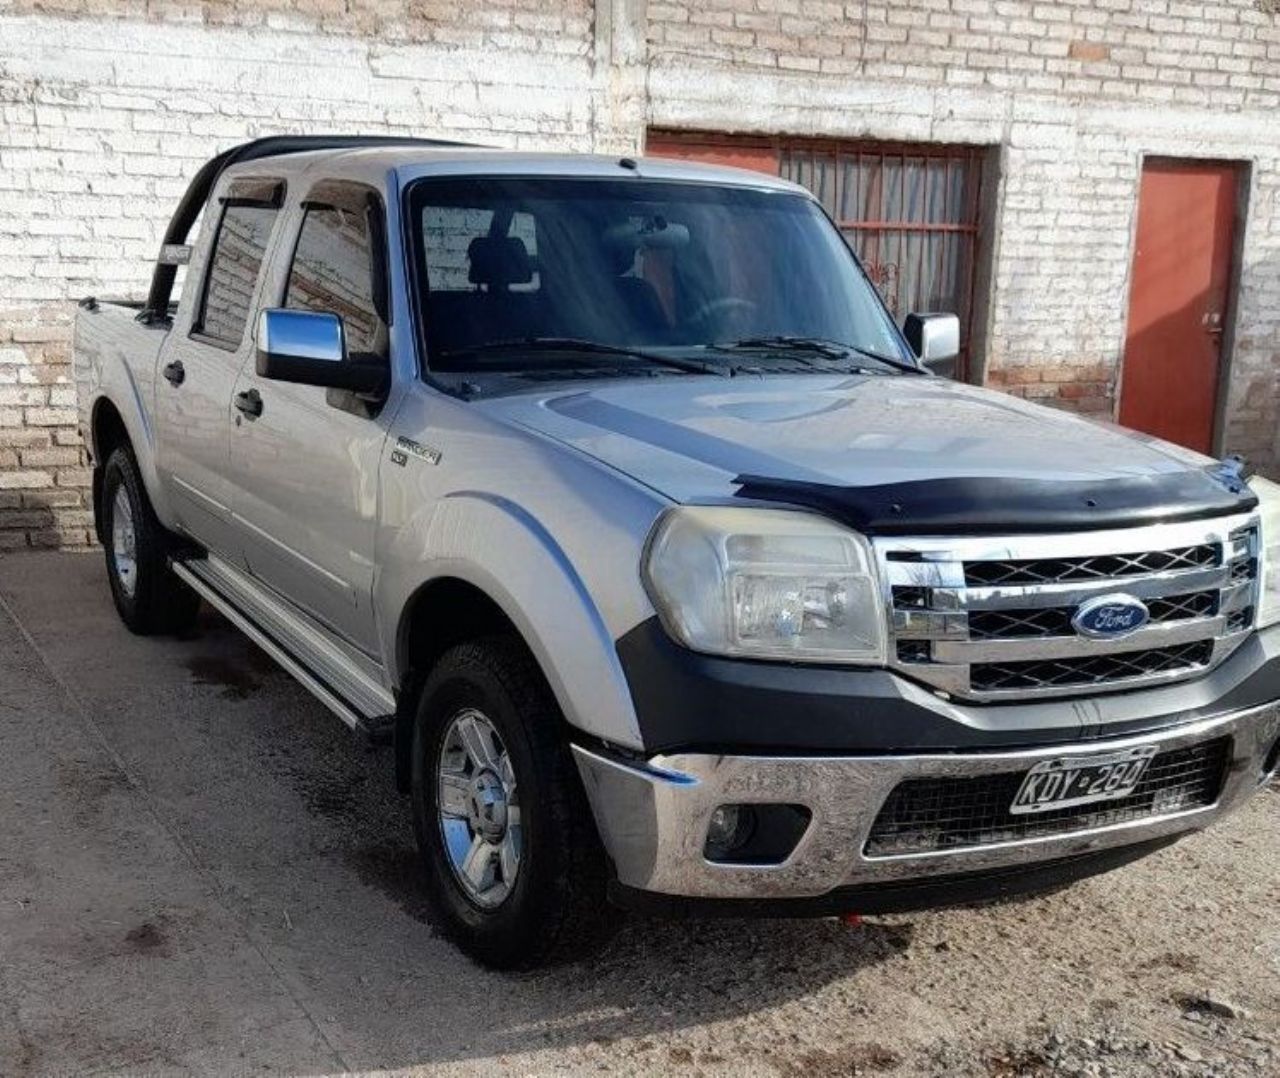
<box><xmin>1009</xmin><ymin>746</ymin><xmax>1158</xmax><ymax>815</ymax></box>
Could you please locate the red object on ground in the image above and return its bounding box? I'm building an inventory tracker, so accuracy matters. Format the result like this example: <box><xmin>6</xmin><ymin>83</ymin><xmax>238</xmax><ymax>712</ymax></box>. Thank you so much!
<box><xmin>840</xmin><ymin>912</ymin><xmax>863</xmax><ymax>927</ymax></box>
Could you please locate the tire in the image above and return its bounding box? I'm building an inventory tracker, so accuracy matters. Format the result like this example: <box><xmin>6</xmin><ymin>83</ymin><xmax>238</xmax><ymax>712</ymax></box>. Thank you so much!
<box><xmin>410</xmin><ymin>637</ymin><xmax>610</xmax><ymax>969</ymax></box>
<box><xmin>101</xmin><ymin>446</ymin><xmax>201</xmax><ymax>636</ymax></box>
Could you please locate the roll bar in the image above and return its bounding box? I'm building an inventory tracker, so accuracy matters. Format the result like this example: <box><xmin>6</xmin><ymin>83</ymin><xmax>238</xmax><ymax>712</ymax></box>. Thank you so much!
<box><xmin>138</xmin><ymin>134</ymin><xmax>477</xmax><ymax>324</ymax></box>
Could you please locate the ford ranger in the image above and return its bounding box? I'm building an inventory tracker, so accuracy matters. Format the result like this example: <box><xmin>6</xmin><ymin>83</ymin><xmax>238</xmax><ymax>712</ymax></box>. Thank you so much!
<box><xmin>73</xmin><ymin>136</ymin><xmax>1280</xmax><ymax>969</ymax></box>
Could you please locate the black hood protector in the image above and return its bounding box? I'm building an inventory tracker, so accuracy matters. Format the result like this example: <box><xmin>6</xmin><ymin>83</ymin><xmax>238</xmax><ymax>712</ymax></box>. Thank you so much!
<box><xmin>733</xmin><ymin>460</ymin><xmax>1256</xmax><ymax>536</ymax></box>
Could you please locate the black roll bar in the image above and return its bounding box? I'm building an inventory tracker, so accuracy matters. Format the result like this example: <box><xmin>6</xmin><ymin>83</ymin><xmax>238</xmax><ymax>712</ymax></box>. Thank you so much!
<box><xmin>139</xmin><ymin>134</ymin><xmax>478</xmax><ymax>323</ymax></box>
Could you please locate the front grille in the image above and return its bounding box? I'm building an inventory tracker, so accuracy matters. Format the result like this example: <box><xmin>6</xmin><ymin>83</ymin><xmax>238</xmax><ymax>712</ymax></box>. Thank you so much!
<box><xmin>970</xmin><ymin>641</ymin><xmax>1214</xmax><ymax>693</ymax></box>
<box><xmin>968</xmin><ymin>590</ymin><xmax>1216</xmax><ymax>640</ymax></box>
<box><xmin>864</xmin><ymin>738</ymin><xmax>1230</xmax><ymax>856</ymax></box>
<box><xmin>879</xmin><ymin>518</ymin><xmax>1260</xmax><ymax>702</ymax></box>
<box><xmin>962</xmin><ymin>544</ymin><xmax>1218</xmax><ymax>587</ymax></box>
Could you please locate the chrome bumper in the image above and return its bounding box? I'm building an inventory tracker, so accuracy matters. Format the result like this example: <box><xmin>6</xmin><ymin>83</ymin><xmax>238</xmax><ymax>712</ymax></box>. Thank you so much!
<box><xmin>572</xmin><ymin>701</ymin><xmax>1280</xmax><ymax>899</ymax></box>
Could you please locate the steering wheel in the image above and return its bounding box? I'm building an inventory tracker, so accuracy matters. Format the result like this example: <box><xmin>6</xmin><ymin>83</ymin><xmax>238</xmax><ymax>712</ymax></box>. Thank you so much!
<box><xmin>686</xmin><ymin>296</ymin><xmax>758</xmax><ymax>333</ymax></box>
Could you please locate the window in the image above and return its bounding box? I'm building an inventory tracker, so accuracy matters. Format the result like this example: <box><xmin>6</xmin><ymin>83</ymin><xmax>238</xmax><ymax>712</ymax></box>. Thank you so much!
<box><xmin>285</xmin><ymin>197</ymin><xmax>383</xmax><ymax>355</ymax></box>
<box><xmin>422</xmin><ymin>207</ymin><xmax>540</xmax><ymax>294</ymax></box>
<box><xmin>195</xmin><ymin>185</ymin><xmax>281</xmax><ymax>348</ymax></box>
<box><xmin>648</xmin><ymin>131</ymin><xmax>987</xmax><ymax>381</ymax></box>
<box><xmin>410</xmin><ymin>177</ymin><xmax>910</xmax><ymax>370</ymax></box>
<box><xmin>780</xmin><ymin>143</ymin><xmax>983</xmax><ymax>340</ymax></box>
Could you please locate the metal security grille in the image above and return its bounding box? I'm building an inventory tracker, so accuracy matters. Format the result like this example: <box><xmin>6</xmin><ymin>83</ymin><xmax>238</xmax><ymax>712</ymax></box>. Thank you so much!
<box><xmin>864</xmin><ymin>738</ymin><xmax>1231</xmax><ymax>857</ymax></box>
<box><xmin>781</xmin><ymin>142</ymin><xmax>984</xmax><ymax>381</ymax></box>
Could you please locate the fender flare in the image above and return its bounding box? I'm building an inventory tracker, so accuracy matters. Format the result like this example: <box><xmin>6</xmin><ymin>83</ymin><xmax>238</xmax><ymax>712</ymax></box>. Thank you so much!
<box><xmin>382</xmin><ymin>490</ymin><xmax>646</xmax><ymax>754</ymax></box>
<box><xmin>89</xmin><ymin>377</ymin><xmax>177</xmax><ymax>530</ymax></box>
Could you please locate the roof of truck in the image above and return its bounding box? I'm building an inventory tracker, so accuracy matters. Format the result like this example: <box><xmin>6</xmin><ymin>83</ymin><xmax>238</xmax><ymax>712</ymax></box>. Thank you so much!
<box><xmin>141</xmin><ymin>135</ymin><xmax>807</xmax><ymax>322</ymax></box>
<box><xmin>221</xmin><ymin>144</ymin><xmax>808</xmax><ymax>194</ymax></box>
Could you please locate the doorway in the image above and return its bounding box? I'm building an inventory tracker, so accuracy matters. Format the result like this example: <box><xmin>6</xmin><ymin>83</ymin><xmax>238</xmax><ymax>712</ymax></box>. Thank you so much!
<box><xmin>1120</xmin><ymin>159</ymin><xmax>1245</xmax><ymax>453</ymax></box>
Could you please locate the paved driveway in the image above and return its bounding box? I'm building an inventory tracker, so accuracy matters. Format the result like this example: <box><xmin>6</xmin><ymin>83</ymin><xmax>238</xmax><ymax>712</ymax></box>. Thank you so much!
<box><xmin>0</xmin><ymin>551</ymin><xmax>1276</xmax><ymax>1076</ymax></box>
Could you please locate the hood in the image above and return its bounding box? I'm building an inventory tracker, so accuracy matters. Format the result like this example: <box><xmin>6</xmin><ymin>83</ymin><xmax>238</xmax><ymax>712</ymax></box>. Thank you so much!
<box><xmin>476</xmin><ymin>374</ymin><xmax>1212</xmax><ymax>504</ymax></box>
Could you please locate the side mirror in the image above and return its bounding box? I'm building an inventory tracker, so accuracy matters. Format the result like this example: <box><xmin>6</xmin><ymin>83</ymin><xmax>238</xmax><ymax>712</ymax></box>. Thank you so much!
<box><xmin>903</xmin><ymin>312</ymin><xmax>960</xmax><ymax>375</ymax></box>
<box><xmin>255</xmin><ymin>309</ymin><xmax>386</xmax><ymax>394</ymax></box>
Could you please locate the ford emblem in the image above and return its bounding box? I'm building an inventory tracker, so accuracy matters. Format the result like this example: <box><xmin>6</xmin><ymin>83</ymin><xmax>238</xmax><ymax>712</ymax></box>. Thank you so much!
<box><xmin>1072</xmin><ymin>594</ymin><xmax>1150</xmax><ymax>639</ymax></box>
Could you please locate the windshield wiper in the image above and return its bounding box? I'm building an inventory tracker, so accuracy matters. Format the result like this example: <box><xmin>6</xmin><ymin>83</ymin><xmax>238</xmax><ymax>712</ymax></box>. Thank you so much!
<box><xmin>716</xmin><ymin>335</ymin><xmax>924</xmax><ymax>374</ymax></box>
<box><xmin>439</xmin><ymin>337</ymin><xmax>721</xmax><ymax>376</ymax></box>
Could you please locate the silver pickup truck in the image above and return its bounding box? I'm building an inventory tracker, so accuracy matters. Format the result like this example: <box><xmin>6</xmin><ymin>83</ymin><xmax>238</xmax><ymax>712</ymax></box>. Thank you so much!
<box><xmin>74</xmin><ymin>136</ymin><xmax>1280</xmax><ymax>969</ymax></box>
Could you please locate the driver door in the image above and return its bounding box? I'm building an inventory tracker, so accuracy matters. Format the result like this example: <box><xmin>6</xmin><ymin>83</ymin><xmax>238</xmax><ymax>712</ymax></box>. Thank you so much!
<box><xmin>226</xmin><ymin>181</ymin><xmax>392</xmax><ymax>659</ymax></box>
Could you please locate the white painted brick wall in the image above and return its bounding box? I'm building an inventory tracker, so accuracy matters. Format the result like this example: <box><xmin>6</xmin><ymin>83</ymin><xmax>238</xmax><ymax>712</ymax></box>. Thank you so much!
<box><xmin>646</xmin><ymin>0</ymin><xmax>1280</xmax><ymax>468</ymax></box>
<box><xmin>1</xmin><ymin>0</ymin><xmax>1279</xmax><ymax>547</ymax></box>
<box><xmin>0</xmin><ymin>6</ymin><xmax>638</xmax><ymax>546</ymax></box>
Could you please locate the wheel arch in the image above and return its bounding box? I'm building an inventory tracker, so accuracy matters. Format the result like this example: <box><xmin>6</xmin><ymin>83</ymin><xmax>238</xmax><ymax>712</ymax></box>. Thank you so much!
<box><xmin>393</xmin><ymin>575</ymin><xmax>529</xmax><ymax>792</ymax></box>
<box><xmin>90</xmin><ymin>395</ymin><xmax>130</xmax><ymax>464</ymax></box>
<box><xmin>381</xmin><ymin>489</ymin><xmax>650</xmax><ymax>788</ymax></box>
<box><xmin>89</xmin><ymin>396</ymin><xmax>131</xmax><ymax>544</ymax></box>
<box><xmin>87</xmin><ymin>389</ymin><xmax>177</xmax><ymax>537</ymax></box>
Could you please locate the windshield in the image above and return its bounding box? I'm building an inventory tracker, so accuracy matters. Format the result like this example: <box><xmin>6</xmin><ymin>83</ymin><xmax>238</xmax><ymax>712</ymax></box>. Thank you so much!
<box><xmin>408</xmin><ymin>177</ymin><xmax>915</xmax><ymax>376</ymax></box>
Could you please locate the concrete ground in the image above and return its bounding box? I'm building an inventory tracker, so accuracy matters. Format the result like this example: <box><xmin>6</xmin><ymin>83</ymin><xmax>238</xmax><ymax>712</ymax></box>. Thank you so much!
<box><xmin>0</xmin><ymin>551</ymin><xmax>1276</xmax><ymax>1077</ymax></box>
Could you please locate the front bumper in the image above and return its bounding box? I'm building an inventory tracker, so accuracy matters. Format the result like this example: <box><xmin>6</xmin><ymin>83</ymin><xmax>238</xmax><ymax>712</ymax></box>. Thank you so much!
<box><xmin>573</xmin><ymin>700</ymin><xmax>1280</xmax><ymax>901</ymax></box>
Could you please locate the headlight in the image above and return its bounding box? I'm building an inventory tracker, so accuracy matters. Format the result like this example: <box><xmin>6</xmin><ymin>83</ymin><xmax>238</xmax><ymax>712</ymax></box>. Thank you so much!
<box><xmin>642</xmin><ymin>506</ymin><xmax>886</xmax><ymax>663</ymax></box>
<box><xmin>1250</xmin><ymin>475</ymin><xmax>1280</xmax><ymax>629</ymax></box>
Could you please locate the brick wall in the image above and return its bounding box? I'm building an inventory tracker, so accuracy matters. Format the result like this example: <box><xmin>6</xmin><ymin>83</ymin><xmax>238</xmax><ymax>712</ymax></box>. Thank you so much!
<box><xmin>644</xmin><ymin>2</ymin><xmax>1280</xmax><ymax>465</ymax></box>
<box><xmin>648</xmin><ymin>0</ymin><xmax>1280</xmax><ymax>110</ymax></box>
<box><xmin>0</xmin><ymin>2</ymin><xmax>629</xmax><ymax>548</ymax></box>
<box><xmin>1</xmin><ymin>0</ymin><xmax>1279</xmax><ymax>548</ymax></box>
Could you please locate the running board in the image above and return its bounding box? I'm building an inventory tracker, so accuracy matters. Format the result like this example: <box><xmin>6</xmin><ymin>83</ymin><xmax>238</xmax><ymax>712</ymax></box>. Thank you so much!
<box><xmin>171</xmin><ymin>559</ymin><xmax>393</xmax><ymax>739</ymax></box>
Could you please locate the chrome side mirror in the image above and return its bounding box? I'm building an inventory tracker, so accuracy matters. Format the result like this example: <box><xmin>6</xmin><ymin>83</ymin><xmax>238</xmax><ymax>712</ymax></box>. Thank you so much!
<box><xmin>256</xmin><ymin>309</ymin><xmax>384</xmax><ymax>394</ymax></box>
<box><xmin>903</xmin><ymin>312</ymin><xmax>960</xmax><ymax>374</ymax></box>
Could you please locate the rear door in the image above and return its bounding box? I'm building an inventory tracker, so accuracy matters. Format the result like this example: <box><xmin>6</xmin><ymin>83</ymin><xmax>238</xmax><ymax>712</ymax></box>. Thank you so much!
<box><xmin>155</xmin><ymin>177</ymin><xmax>285</xmax><ymax>559</ymax></box>
<box><xmin>226</xmin><ymin>180</ymin><xmax>392</xmax><ymax>659</ymax></box>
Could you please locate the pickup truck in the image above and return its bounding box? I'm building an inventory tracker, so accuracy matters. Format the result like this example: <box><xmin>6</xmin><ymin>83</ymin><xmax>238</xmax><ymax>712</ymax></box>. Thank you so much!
<box><xmin>74</xmin><ymin>135</ymin><xmax>1280</xmax><ymax>969</ymax></box>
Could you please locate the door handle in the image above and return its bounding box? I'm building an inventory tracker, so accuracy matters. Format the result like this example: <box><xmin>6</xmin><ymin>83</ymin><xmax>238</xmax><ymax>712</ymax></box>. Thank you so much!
<box><xmin>234</xmin><ymin>388</ymin><xmax>263</xmax><ymax>419</ymax></box>
<box><xmin>162</xmin><ymin>360</ymin><xmax>185</xmax><ymax>386</ymax></box>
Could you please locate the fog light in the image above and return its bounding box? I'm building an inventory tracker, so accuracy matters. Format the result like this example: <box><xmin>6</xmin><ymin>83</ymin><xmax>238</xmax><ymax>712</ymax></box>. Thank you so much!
<box><xmin>704</xmin><ymin>804</ymin><xmax>753</xmax><ymax>861</ymax></box>
<box><xmin>703</xmin><ymin>803</ymin><xmax>812</xmax><ymax>864</ymax></box>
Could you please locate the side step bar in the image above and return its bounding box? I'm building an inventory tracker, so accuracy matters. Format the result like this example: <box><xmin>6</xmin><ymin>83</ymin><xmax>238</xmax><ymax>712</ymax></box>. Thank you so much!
<box><xmin>171</xmin><ymin>559</ymin><xmax>394</xmax><ymax>742</ymax></box>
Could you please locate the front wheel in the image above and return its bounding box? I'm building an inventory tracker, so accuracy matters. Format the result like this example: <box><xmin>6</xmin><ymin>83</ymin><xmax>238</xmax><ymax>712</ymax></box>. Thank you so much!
<box><xmin>410</xmin><ymin>638</ymin><xmax>610</xmax><ymax>969</ymax></box>
<box><xmin>101</xmin><ymin>446</ymin><xmax>201</xmax><ymax>636</ymax></box>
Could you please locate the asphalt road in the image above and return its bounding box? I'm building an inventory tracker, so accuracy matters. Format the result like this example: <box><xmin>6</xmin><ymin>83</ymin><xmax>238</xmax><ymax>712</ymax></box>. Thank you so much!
<box><xmin>0</xmin><ymin>551</ymin><xmax>1276</xmax><ymax>1077</ymax></box>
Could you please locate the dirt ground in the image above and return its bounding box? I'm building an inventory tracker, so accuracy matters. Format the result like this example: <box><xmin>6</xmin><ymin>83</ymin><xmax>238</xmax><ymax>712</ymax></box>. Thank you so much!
<box><xmin>0</xmin><ymin>551</ymin><xmax>1276</xmax><ymax>1077</ymax></box>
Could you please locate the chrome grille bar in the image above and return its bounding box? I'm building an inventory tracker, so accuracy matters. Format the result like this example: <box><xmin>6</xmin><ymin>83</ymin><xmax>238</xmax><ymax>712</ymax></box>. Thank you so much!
<box><xmin>935</xmin><ymin>565</ymin><xmax>1231</xmax><ymax>610</ymax></box>
<box><xmin>876</xmin><ymin>514</ymin><xmax>1261</xmax><ymax>703</ymax></box>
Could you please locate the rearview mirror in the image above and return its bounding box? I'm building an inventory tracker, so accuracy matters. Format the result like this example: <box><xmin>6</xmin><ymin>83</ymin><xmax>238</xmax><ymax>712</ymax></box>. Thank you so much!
<box><xmin>903</xmin><ymin>312</ymin><xmax>960</xmax><ymax>375</ymax></box>
<box><xmin>255</xmin><ymin>309</ymin><xmax>386</xmax><ymax>394</ymax></box>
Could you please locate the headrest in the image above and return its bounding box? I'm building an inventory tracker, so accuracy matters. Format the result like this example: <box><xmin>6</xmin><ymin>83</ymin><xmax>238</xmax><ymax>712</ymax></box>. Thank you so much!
<box><xmin>468</xmin><ymin>235</ymin><xmax>533</xmax><ymax>288</ymax></box>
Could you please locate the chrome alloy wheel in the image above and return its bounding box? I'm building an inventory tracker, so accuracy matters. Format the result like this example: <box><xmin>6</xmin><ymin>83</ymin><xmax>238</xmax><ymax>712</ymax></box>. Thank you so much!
<box><xmin>110</xmin><ymin>486</ymin><xmax>138</xmax><ymax>598</ymax></box>
<box><xmin>437</xmin><ymin>708</ymin><xmax>522</xmax><ymax>908</ymax></box>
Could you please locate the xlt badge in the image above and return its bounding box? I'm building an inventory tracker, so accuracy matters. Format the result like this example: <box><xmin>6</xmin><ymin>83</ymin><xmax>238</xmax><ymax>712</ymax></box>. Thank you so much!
<box><xmin>391</xmin><ymin>436</ymin><xmax>442</xmax><ymax>467</ymax></box>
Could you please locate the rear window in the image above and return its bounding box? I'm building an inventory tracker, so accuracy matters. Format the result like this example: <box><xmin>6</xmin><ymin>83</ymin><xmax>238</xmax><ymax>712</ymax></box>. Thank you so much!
<box><xmin>423</xmin><ymin>207</ymin><xmax>540</xmax><ymax>294</ymax></box>
<box><xmin>195</xmin><ymin>187</ymin><xmax>281</xmax><ymax>348</ymax></box>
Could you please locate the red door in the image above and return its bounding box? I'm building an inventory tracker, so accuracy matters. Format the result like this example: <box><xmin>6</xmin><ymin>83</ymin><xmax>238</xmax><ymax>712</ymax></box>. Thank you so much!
<box><xmin>1120</xmin><ymin>160</ymin><xmax>1241</xmax><ymax>453</ymax></box>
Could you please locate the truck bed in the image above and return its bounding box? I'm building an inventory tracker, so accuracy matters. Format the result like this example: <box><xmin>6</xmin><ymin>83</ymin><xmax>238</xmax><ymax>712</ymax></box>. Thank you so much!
<box><xmin>72</xmin><ymin>298</ymin><xmax>170</xmax><ymax>454</ymax></box>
